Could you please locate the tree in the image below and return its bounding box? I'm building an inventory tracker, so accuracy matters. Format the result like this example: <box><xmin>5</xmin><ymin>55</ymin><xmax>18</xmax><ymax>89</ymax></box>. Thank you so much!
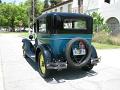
<box><xmin>44</xmin><ymin>0</ymin><xmax>49</xmax><ymax>9</ymax></box>
<box><xmin>0</xmin><ymin>3</ymin><xmax>28</xmax><ymax>31</ymax></box>
<box><xmin>15</xmin><ymin>4</ymin><xmax>29</xmax><ymax>28</ymax></box>
<box><xmin>91</xmin><ymin>12</ymin><xmax>104</xmax><ymax>32</ymax></box>
<box><xmin>50</xmin><ymin>0</ymin><xmax>62</xmax><ymax>6</ymax></box>
<box><xmin>0</xmin><ymin>0</ymin><xmax>44</xmax><ymax>32</ymax></box>
<box><xmin>0</xmin><ymin>0</ymin><xmax>2</xmax><ymax>3</ymax></box>
<box><xmin>0</xmin><ymin>3</ymin><xmax>14</xmax><ymax>30</ymax></box>
<box><xmin>25</xmin><ymin>0</ymin><xmax>43</xmax><ymax>22</ymax></box>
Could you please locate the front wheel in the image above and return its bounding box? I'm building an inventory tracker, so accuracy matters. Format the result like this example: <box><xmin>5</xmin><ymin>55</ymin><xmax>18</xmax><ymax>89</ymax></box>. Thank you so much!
<box><xmin>38</xmin><ymin>52</ymin><xmax>50</xmax><ymax>78</ymax></box>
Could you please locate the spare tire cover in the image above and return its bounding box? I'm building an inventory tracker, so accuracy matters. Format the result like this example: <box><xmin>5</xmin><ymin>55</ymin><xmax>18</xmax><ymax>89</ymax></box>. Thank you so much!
<box><xmin>65</xmin><ymin>38</ymin><xmax>92</xmax><ymax>68</ymax></box>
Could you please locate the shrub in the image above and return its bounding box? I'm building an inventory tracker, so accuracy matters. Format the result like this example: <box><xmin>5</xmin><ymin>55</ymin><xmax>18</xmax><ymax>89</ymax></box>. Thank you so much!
<box><xmin>110</xmin><ymin>35</ymin><xmax>120</xmax><ymax>46</ymax></box>
<box><xmin>90</xmin><ymin>12</ymin><xmax>104</xmax><ymax>32</ymax></box>
<box><xmin>93</xmin><ymin>31</ymin><xmax>110</xmax><ymax>44</ymax></box>
<box><xmin>93</xmin><ymin>31</ymin><xmax>120</xmax><ymax>46</ymax></box>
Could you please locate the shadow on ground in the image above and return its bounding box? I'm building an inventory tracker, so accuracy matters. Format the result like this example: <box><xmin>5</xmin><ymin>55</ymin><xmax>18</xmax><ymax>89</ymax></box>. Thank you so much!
<box><xmin>25</xmin><ymin>57</ymin><xmax>98</xmax><ymax>84</ymax></box>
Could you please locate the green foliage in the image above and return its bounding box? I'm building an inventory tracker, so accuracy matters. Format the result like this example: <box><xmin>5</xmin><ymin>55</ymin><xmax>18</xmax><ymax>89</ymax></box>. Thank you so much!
<box><xmin>0</xmin><ymin>3</ymin><xmax>28</xmax><ymax>31</ymax></box>
<box><xmin>91</xmin><ymin>12</ymin><xmax>104</xmax><ymax>25</ymax></box>
<box><xmin>25</xmin><ymin>0</ymin><xmax>43</xmax><ymax>21</ymax></box>
<box><xmin>50</xmin><ymin>0</ymin><xmax>62</xmax><ymax>6</ymax></box>
<box><xmin>93</xmin><ymin>31</ymin><xmax>120</xmax><ymax>46</ymax></box>
<box><xmin>109</xmin><ymin>35</ymin><xmax>120</xmax><ymax>46</ymax></box>
<box><xmin>90</xmin><ymin>12</ymin><xmax>110</xmax><ymax>32</ymax></box>
<box><xmin>0</xmin><ymin>0</ymin><xmax>43</xmax><ymax>32</ymax></box>
<box><xmin>44</xmin><ymin>0</ymin><xmax>49</xmax><ymax>9</ymax></box>
<box><xmin>93</xmin><ymin>31</ymin><xmax>110</xmax><ymax>44</ymax></box>
<box><xmin>92</xmin><ymin>42</ymin><xmax>120</xmax><ymax>49</ymax></box>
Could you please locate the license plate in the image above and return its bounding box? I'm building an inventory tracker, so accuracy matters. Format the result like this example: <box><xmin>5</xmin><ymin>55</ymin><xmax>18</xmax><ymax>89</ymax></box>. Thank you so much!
<box><xmin>73</xmin><ymin>48</ymin><xmax>86</xmax><ymax>55</ymax></box>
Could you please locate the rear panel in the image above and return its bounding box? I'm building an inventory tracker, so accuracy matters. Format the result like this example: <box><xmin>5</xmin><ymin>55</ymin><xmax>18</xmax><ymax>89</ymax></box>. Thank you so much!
<box><xmin>37</xmin><ymin>33</ymin><xmax>92</xmax><ymax>57</ymax></box>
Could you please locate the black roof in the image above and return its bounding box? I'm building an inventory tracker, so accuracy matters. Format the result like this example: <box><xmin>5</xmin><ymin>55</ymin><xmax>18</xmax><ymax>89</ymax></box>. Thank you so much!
<box><xmin>36</xmin><ymin>12</ymin><xmax>92</xmax><ymax>20</ymax></box>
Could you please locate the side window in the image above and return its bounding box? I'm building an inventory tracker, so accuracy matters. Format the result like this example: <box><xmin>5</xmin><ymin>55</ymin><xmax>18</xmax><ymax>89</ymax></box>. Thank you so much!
<box><xmin>39</xmin><ymin>19</ymin><xmax>46</xmax><ymax>33</ymax></box>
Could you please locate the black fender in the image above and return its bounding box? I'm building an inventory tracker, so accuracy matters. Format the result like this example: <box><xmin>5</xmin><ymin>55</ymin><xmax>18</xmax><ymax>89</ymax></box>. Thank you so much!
<box><xmin>81</xmin><ymin>45</ymin><xmax>98</xmax><ymax>71</ymax></box>
<box><xmin>22</xmin><ymin>39</ymin><xmax>34</xmax><ymax>56</ymax></box>
<box><xmin>35</xmin><ymin>44</ymin><xmax>52</xmax><ymax>64</ymax></box>
<box><xmin>91</xmin><ymin>45</ymin><xmax>98</xmax><ymax>58</ymax></box>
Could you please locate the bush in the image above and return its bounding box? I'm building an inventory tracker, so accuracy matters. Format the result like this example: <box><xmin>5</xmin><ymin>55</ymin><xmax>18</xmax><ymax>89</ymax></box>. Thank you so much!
<box><xmin>93</xmin><ymin>31</ymin><xmax>120</xmax><ymax>46</ymax></box>
<box><xmin>110</xmin><ymin>35</ymin><xmax>120</xmax><ymax>46</ymax></box>
<box><xmin>93</xmin><ymin>31</ymin><xmax>110</xmax><ymax>44</ymax></box>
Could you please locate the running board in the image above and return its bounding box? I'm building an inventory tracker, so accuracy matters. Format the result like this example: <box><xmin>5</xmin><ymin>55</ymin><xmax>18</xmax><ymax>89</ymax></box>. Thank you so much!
<box><xmin>29</xmin><ymin>55</ymin><xmax>35</xmax><ymax>61</ymax></box>
<box><xmin>91</xmin><ymin>57</ymin><xmax>101</xmax><ymax>65</ymax></box>
<box><xmin>26</xmin><ymin>52</ymin><xmax>35</xmax><ymax>62</ymax></box>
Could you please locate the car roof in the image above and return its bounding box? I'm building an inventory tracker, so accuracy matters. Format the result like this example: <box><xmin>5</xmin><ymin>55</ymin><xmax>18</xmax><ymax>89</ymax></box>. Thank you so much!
<box><xmin>36</xmin><ymin>12</ymin><xmax>92</xmax><ymax>20</ymax></box>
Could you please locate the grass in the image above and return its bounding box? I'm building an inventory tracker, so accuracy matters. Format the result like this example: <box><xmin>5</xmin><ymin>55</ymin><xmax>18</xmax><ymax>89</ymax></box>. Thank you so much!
<box><xmin>92</xmin><ymin>31</ymin><xmax>120</xmax><ymax>49</ymax></box>
<box><xmin>20</xmin><ymin>32</ymin><xmax>29</xmax><ymax>38</ymax></box>
<box><xmin>92</xmin><ymin>42</ymin><xmax>120</xmax><ymax>49</ymax></box>
<box><xmin>0</xmin><ymin>32</ymin><xmax>29</xmax><ymax>38</ymax></box>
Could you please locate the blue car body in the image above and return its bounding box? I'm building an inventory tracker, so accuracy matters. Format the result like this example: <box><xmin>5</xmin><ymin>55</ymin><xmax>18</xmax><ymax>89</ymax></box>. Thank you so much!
<box><xmin>22</xmin><ymin>12</ymin><xmax>100</xmax><ymax>74</ymax></box>
<box><xmin>37</xmin><ymin>34</ymin><xmax>92</xmax><ymax>57</ymax></box>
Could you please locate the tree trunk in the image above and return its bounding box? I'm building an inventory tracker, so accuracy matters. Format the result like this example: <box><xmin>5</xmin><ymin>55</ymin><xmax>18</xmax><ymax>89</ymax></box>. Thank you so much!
<box><xmin>11</xmin><ymin>16</ymin><xmax>15</xmax><ymax>32</ymax></box>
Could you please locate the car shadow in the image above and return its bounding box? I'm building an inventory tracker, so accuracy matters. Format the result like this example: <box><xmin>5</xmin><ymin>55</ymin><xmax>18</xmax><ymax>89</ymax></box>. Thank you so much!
<box><xmin>45</xmin><ymin>69</ymin><xmax>97</xmax><ymax>84</ymax></box>
<box><xmin>24</xmin><ymin>57</ymin><xmax>98</xmax><ymax>84</ymax></box>
<box><xmin>25</xmin><ymin>57</ymin><xmax>39</xmax><ymax>71</ymax></box>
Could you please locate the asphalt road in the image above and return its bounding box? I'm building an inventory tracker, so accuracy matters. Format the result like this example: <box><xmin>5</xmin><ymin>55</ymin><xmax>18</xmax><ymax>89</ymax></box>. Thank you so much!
<box><xmin>0</xmin><ymin>34</ymin><xmax>120</xmax><ymax>90</ymax></box>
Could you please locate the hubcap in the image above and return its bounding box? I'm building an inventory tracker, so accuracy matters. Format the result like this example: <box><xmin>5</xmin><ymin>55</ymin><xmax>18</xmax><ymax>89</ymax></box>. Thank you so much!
<box><xmin>39</xmin><ymin>54</ymin><xmax>46</xmax><ymax>74</ymax></box>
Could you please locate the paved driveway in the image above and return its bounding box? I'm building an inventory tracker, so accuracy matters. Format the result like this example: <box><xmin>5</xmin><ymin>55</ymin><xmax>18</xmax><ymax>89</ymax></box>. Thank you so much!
<box><xmin>0</xmin><ymin>34</ymin><xmax>120</xmax><ymax>90</ymax></box>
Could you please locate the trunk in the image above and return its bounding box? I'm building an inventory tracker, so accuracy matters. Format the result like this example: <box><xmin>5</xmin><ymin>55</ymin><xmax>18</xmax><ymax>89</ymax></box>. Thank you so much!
<box><xmin>11</xmin><ymin>16</ymin><xmax>15</xmax><ymax>32</ymax></box>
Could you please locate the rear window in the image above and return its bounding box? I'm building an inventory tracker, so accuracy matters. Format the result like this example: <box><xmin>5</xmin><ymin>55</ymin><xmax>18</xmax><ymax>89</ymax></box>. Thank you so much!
<box><xmin>63</xmin><ymin>18</ymin><xmax>87</xmax><ymax>30</ymax></box>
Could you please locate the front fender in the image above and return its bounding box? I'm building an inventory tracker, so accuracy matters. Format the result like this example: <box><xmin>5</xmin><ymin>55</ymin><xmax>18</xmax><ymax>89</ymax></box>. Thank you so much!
<box><xmin>22</xmin><ymin>39</ymin><xmax>35</xmax><ymax>55</ymax></box>
<box><xmin>22</xmin><ymin>39</ymin><xmax>32</xmax><ymax>51</ymax></box>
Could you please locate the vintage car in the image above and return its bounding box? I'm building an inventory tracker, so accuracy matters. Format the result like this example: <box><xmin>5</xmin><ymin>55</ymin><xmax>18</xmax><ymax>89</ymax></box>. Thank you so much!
<box><xmin>22</xmin><ymin>12</ymin><xmax>100</xmax><ymax>78</ymax></box>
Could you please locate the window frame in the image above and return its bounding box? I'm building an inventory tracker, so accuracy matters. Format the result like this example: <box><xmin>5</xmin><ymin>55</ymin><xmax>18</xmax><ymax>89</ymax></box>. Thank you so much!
<box><xmin>56</xmin><ymin>16</ymin><xmax>93</xmax><ymax>34</ymax></box>
<box><xmin>63</xmin><ymin>18</ymin><xmax>87</xmax><ymax>30</ymax></box>
<box><xmin>38</xmin><ymin>18</ymin><xmax>47</xmax><ymax>34</ymax></box>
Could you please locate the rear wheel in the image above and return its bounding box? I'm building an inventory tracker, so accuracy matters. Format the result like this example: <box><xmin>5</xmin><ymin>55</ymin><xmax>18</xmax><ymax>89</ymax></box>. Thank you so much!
<box><xmin>38</xmin><ymin>52</ymin><xmax>50</xmax><ymax>78</ymax></box>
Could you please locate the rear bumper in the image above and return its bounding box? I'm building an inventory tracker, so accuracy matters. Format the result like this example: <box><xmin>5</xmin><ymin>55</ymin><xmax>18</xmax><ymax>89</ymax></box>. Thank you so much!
<box><xmin>46</xmin><ymin>57</ymin><xmax>101</xmax><ymax>70</ymax></box>
<box><xmin>46</xmin><ymin>62</ymin><xmax>67</xmax><ymax>70</ymax></box>
<box><xmin>91</xmin><ymin>57</ymin><xmax>101</xmax><ymax>65</ymax></box>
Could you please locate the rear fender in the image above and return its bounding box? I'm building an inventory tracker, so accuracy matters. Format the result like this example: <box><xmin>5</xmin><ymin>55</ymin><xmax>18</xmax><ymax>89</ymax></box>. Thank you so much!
<box><xmin>36</xmin><ymin>44</ymin><xmax>52</xmax><ymax>63</ymax></box>
<box><xmin>91</xmin><ymin>45</ymin><xmax>98</xmax><ymax>58</ymax></box>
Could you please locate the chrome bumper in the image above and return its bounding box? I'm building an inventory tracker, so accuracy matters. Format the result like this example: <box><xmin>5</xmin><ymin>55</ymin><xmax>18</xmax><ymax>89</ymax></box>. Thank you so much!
<box><xmin>91</xmin><ymin>57</ymin><xmax>101</xmax><ymax>65</ymax></box>
<box><xmin>46</xmin><ymin>62</ymin><xmax>67</xmax><ymax>70</ymax></box>
<box><xmin>46</xmin><ymin>57</ymin><xmax>101</xmax><ymax>70</ymax></box>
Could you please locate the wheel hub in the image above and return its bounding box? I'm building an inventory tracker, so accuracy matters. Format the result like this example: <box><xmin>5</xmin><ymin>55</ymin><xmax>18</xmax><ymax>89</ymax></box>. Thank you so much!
<box><xmin>39</xmin><ymin>54</ymin><xmax>46</xmax><ymax>74</ymax></box>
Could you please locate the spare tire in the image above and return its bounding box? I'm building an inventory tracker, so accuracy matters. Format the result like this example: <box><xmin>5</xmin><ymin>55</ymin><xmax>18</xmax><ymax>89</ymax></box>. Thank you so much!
<box><xmin>66</xmin><ymin>38</ymin><xmax>92</xmax><ymax>68</ymax></box>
